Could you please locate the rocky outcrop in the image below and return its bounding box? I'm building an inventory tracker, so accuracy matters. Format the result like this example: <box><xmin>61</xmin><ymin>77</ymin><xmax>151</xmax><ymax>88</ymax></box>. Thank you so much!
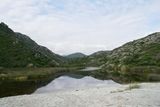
<box><xmin>106</xmin><ymin>32</ymin><xmax>160</xmax><ymax>66</ymax></box>
<box><xmin>99</xmin><ymin>32</ymin><xmax>160</xmax><ymax>81</ymax></box>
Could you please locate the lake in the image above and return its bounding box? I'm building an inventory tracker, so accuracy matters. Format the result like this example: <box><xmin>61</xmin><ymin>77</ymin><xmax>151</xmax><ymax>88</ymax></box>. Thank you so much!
<box><xmin>80</xmin><ymin>67</ymin><xmax>100</xmax><ymax>71</ymax></box>
<box><xmin>34</xmin><ymin>75</ymin><xmax>119</xmax><ymax>94</ymax></box>
<box><xmin>0</xmin><ymin>67</ymin><xmax>118</xmax><ymax>98</ymax></box>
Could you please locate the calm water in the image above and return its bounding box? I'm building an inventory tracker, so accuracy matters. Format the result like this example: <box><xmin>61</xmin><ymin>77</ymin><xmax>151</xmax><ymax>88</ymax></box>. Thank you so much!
<box><xmin>80</xmin><ymin>67</ymin><xmax>100</xmax><ymax>71</ymax></box>
<box><xmin>34</xmin><ymin>75</ymin><xmax>119</xmax><ymax>94</ymax></box>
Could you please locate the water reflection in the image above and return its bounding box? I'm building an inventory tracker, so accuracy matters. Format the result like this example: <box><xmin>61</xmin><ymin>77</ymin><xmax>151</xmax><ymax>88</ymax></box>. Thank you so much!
<box><xmin>34</xmin><ymin>76</ymin><xmax>119</xmax><ymax>94</ymax></box>
<box><xmin>80</xmin><ymin>67</ymin><xmax>100</xmax><ymax>71</ymax></box>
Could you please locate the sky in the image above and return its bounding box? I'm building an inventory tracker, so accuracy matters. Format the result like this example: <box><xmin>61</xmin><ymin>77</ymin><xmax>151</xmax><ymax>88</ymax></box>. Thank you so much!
<box><xmin>0</xmin><ymin>0</ymin><xmax>160</xmax><ymax>55</ymax></box>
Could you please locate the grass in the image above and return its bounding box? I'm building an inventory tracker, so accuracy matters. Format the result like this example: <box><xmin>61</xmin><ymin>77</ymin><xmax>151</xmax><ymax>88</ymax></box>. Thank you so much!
<box><xmin>110</xmin><ymin>83</ymin><xmax>140</xmax><ymax>93</ymax></box>
<box><xmin>0</xmin><ymin>67</ymin><xmax>82</xmax><ymax>81</ymax></box>
<box><xmin>126</xmin><ymin>83</ymin><xmax>140</xmax><ymax>90</ymax></box>
<box><xmin>0</xmin><ymin>67</ymin><xmax>84</xmax><ymax>98</ymax></box>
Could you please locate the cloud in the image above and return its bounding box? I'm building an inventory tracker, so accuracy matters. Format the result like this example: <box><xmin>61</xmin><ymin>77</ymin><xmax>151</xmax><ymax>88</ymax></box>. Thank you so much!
<box><xmin>0</xmin><ymin>0</ymin><xmax>160</xmax><ymax>55</ymax></box>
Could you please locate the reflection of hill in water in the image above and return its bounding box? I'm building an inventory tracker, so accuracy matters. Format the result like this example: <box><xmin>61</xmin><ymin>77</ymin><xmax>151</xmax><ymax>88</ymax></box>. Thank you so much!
<box><xmin>34</xmin><ymin>76</ymin><xmax>119</xmax><ymax>94</ymax></box>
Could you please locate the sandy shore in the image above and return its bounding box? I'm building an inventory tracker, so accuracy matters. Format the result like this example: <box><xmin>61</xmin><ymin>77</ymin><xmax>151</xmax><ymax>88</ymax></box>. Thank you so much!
<box><xmin>0</xmin><ymin>83</ymin><xmax>160</xmax><ymax>107</ymax></box>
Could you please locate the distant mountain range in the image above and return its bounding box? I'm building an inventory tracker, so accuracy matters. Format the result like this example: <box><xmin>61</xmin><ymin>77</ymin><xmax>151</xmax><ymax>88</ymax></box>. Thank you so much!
<box><xmin>1</xmin><ymin>22</ymin><xmax>160</xmax><ymax>72</ymax></box>
<box><xmin>65</xmin><ymin>53</ymin><xmax>86</xmax><ymax>59</ymax></box>
<box><xmin>0</xmin><ymin>22</ymin><xmax>64</xmax><ymax>68</ymax></box>
<box><xmin>65</xmin><ymin>32</ymin><xmax>160</xmax><ymax>68</ymax></box>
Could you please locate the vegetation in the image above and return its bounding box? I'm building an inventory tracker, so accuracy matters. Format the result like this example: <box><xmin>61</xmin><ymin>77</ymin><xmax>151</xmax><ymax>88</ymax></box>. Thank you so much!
<box><xmin>0</xmin><ymin>22</ymin><xmax>65</xmax><ymax>68</ymax></box>
<box><xmin>0</xmin><ymin>67</ymin><xmax>83</xmax><ymax>98</ymax></box>
<box><xmin>111</xmin><ymin>83</ymin><xmax>140</xmax><ymax>93</ymax></box>
<box><xmin>85</xmin><ymin>32</ymin><xmax>160</xmax><ymax>67</ymax></box>
<box><xmin>0</xmin><ymin>22</ymin><xmax>160</xmax><ymax>97</ymax></box>
<box><xmin>87</xmin><ymin>32</ymin><xmax>160</xmax><ymax>82</ymax></box>
<box><xmin>63</xmin><ymin>51</ymin><xmax>111</xmax><ymax>67</ymax></box>
<box><xmin>87</xmin><ymin>51</ymin><xmax>111</xmax><ymax>66</ymax></box>
<box><xmin>63</xmin><ymin>57</ymin><xmax>88</xmax><ymax>67</ymax></box>
<box><xmin>126</xmin><ymin>83</ymin><xmax>140</xmax><ymax>90</ymax></box>
<box><xmin>65</xmin><ymin>52</ymin><xmax>86</xmax><ymax>59</ymax></box>
<box><xmin>104</xmin><ymin>32</ymin><xmax>160</xmax><ymax>66</ymax></box>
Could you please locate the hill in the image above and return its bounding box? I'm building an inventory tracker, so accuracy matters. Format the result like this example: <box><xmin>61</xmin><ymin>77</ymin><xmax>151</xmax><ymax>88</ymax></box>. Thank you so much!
<box><xmin>0</xmin><ymin>22</ymin><xmax>64</xmax><ymax>68</ymax></box>
<box><xmin>87</xmin><ymin>51</ymin><xmax>111</xmax><ymax>66</ymax></box>
<box><xmin>87</xmin><ymin>32</ymin><xmax>160</xmax><ymax>68</ymax></box>
<box><xmin>65</xmin><ymin>53</ymin><xmax>86</xmax><ymax>59</ymax></box>
<box><xmin>92</xmin><ymin>32</ymin><xmax>160</xmax><ymax>82</ymax></box>
<box><xmin>102</xmin><ymin>32</ymin><xmax>160</xmax><ymax>68</ymax></box>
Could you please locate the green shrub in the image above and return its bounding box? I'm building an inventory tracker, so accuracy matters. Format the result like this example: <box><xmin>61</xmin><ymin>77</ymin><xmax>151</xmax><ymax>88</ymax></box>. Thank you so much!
<box><xmin>126</xmin><ymin>83</ymin><xmax>140</xmax><ymax>90</ymax></box>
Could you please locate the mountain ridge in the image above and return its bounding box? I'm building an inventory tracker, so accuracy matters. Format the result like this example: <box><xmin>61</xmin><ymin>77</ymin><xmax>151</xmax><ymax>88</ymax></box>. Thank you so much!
<box><xmin>85</xmin><ymin>32</ymin><xmax>160</xmax><ymax>67</ymax></box>
<box><xmin>65</xmin><ymin>52</ymin><xmax>86</xmax><ymax>59</ymax></box>
<box><xmin>0</xmin><ymin>22</ymin><xmax>64</xmax><ymax>68</ymax></box>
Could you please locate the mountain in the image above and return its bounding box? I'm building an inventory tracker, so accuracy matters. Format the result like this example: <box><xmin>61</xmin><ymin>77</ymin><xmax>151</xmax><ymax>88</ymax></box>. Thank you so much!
<box><xmin>63</xmin><ymin>53</ymin><xmax>87</xmax><ymax>67</ymax></box>
<box><xmin>103</xmin><ymin>32</ymin><xmax>160</xmax><ymax>67</ymax></box>
<box><xmin>87</xmin><ymin>51</ymin><xmax>111</xmax><ymax>66</ymax></box>
<box><xmin>65</xmin><ymin>52</ymin><xmax>86</xmax><ymax>59</ymax></box>
<box><xmin>94</xmin><ymin>32</ymin><xmax>160</xmax><ymax>82</ymax></box>
<box><xmin>88</xmin><ymin>32</ymin><xmax>160</xmax><ymax>82</ymax></box>
<box><xmin>87</xmin><ymin>32</ymin><xmax>160</xmax><ymax>68</ymax></box>
<box><xmin>0</xmin><ymin>22</ymin><xmax>64</xmax><ymax>68</ymax></box>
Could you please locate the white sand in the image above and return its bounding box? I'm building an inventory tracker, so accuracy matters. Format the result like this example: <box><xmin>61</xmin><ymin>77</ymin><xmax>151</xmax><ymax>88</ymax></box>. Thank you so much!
<box><xmin>0</xmin><ymin>83</ymin><xmax>160</xmax><ymax>107</ymax></box>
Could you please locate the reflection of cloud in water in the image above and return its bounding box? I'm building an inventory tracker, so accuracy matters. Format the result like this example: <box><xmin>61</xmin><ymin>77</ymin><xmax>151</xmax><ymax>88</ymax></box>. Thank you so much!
<box><xmin>34</xmin><ymin>76</ymin><xmax>120</xmax><ymax>94</ymax></box>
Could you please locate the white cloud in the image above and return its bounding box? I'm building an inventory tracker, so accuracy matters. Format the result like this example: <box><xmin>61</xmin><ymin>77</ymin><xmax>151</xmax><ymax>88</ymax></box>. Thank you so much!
<box><xmin>0</xmin><ymin>0</ymin><xmax>160</xmax><ymax>55</ymax></box>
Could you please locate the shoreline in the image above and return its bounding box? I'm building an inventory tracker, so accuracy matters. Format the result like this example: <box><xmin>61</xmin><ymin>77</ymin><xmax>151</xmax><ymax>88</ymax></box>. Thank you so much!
<box><xmin>0</xmin><ymin>82</ymin><xmax>160</xmax><ymax>107</ymax></box>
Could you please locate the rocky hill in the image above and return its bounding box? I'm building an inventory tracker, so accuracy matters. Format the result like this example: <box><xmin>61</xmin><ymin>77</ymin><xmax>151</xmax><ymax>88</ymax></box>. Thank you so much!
<box><xmin>105</xmin><ymin>32</ymin><xmax>160</xmax><ymax>67</ymax></box>
<box><xmin>100</xmin><ymin>32</ymin><xmax>160</xmax><ymax>69</ymax></box>
<box><xmin>87</xmin><ymin>51</ymin><xmax>111</xmax><ymax>66</ymax></box>
<box><xmin>87</xmin><ymin>32</ymin><xmax>160</xmax><ymax>68</ymax></box>
<box><xmin>0</xmin><ymin>22</ymin><xmax>64</xmax><ymax>68</ymax></box>
<box><xmin>94</xmin><ymin>32</ymin><xmax>160</xmax><ymax>82</ymax></box>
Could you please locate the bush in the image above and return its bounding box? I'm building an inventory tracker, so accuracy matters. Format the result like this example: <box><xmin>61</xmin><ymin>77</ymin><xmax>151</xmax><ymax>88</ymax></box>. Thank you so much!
<box><xmin>14</xmin><ymin>76</ymin><xmax>28</xmax><ymax>81</ymax></box>
<box><xmin>126</xmin><ymin>83</ymin><xmax>140</xmax><ymax>90</ymax></box>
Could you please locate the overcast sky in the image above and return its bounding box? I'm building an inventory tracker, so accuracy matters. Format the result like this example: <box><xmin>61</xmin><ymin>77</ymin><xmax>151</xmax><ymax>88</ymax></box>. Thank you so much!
<box><xmin>0</xmin><ymin>0</ymin><xmax>160</xmax><ymax>55</ymax></box>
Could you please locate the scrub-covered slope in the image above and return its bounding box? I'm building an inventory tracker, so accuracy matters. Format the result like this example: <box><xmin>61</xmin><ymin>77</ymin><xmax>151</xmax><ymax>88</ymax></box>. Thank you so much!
<box><xmin>0</xmin><ymin>22</ymin><xmax>64</xmax><ymax>68</ymax></box>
